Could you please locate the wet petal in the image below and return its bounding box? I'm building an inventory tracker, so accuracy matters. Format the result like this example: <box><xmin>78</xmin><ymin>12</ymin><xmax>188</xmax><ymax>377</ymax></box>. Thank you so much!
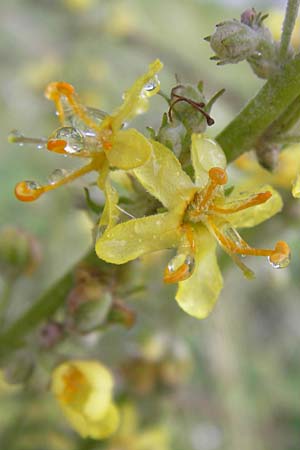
<box><xmin>292</xmin><ymin>172</ymin><xmax>300</xmax><ymax>198</ymax></box>
<box><xmin>175</xmin><ymin>225</ymin><xmax>223</xmax><ymax>319</ymax></box>
<box><xmin>99</xmin><ymin>177</ymin><xmax>120</xmax><ymax>231</ymax></box>
<box><xmin>96</xmin><ymin>212</ymin><xmax>181</xmax><ymax>264</ymax></box>
<box><xmin>134</xmin><ymin>140</ymin><xmax>195</xmax><ymax>209</ymax></box>
<box><xmin>225</xmin><ymin>185</ymin><xmax>283</xmax><ymax>228</ymax></box>
<box><xmin>191</xmin><ymin>133</ymin><xmax>226</xmax><ymax>188</ymax></box>
<box><xmin>111</xmin><ymin>59</ymin><xmax>163</xmax><ymax>130</ymax></box>
<box><xmin>106</xmin><ymin>129</ymin><xmax>152</xmax><ymax>169</ymax></box>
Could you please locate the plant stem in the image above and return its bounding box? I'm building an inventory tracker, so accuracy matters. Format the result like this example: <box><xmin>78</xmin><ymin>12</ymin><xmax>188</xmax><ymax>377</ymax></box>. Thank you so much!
<box><xmin>216</xmin><ymin>55</ymin><xmax>300</xmax><ymax>162</ymax></box>
<box><xmin>0</xmin><ymin>249</ymin><xmax>98</xmax><ymax>356</ymax></box>
<box><xmin>0</xmin><ymin>279</ymin><xmax>13</xmax><ymax>326</ymax></box>
<box><xmin>279</xmin><ymin>0</ymin><xmax>300</xmax><ymax>61</ymax></box>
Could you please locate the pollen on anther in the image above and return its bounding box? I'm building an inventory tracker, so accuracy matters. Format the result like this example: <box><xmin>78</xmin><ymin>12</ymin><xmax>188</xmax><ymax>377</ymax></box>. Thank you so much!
<box><xmin>208</xmin><ymin>167</ymin><xmax>228</xmax><ymax>185</ymax></box>
<box><xmin>15</xmin><ymin>181</ymin><xmax>43</xmax><ymax>202</ymax></box>
<box><xmin>47</xmin><ymin>139</ymin><xmax>67</xmax><ymax>154</ymax></box>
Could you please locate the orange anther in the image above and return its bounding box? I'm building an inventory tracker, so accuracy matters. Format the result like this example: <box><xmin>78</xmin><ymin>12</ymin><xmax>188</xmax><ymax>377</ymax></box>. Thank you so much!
<box><xmin>208</xmin><ymin>167</ymin><xmax>228</xmax><ymax>185</ymax></box>
<box><xmin>45</xmin><ymin>81</ymin><xmax>75</xmax><ymax>100</ymax></box>
<box><xmin>274</xmin><ymin>241</ymin><xmax>290</xmax><ymax>256</ymax></box>
<box><xmin>47</xmin><ymin>139</ymin><xmax>67</xmax><ymax>154</ymax></box>
<box><xmin>15</xmin><ymin>181</ymin><xmax>43</xmax><ymax>202</ymax></box>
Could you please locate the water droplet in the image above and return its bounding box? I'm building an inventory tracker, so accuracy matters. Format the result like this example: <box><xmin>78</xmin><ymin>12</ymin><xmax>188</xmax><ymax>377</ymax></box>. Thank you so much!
<box><xmin>143</xmin><ymin>75</ymin><xmax>159</xmax><ymax>94</ymax></box>
<box><xmin>165</xmin><ymin>253</ymin><xmax>195</xmax><ymax>283</ymax></box>
<box><xmin>48</xmin><ymin>168</ymin><xmax>68</xmax><ymax>185</ymax></box>
<box><xmin>96</xmin><ymin>225</ymin><xmax>107</xmax><ymax>240</ymax></box>
<box><xmin>268</xmin><ymin>252</ymin><xmax>291</xmax><ymax>269</ymax></box>
<box><xmin>50</xmin><ymin>127</ymin><xmax>84</xmax><ymax>154</ymax></box>
<box><xmin>25</xmin><ymin>180</ymin><xmax>41</xmax><ymax>190</ymax></box>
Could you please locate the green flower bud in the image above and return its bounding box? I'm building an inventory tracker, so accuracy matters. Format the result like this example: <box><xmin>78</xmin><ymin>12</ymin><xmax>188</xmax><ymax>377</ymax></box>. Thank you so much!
<box><xmin>208</xmin><ymin>10</ymin><xmax>278</xmax><ymax>78</ymax></box>
<box><xmin>157</xmin><ymin>114</ymin><xmax>186</xmax><ymax>158</ymax></box>
<box><xmin>0</xmin><ymin>227</ymin><xmax>41</xmax><ymax>279</ymax></box>
<box><xmin>209</xmin><ymin>20</ymin><xmax>259</xmax><ymax>63</ymax></box>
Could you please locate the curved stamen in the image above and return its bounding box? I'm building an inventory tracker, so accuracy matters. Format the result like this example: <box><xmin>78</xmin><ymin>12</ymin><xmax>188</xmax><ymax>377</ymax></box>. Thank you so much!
<box><xmin>168</xmin><ymin>93</ymin><xmax>215</xmax><ymax>126</ymax></box>
<box><xmin>45</xmin><ymin>82</ymin><xmax>100</xmax><ymax>132</ymax></box>
<box><xmin>208</xmin><ymin>217</ymin><xmax>291</xmax><ymax>268</ymax></box>
<box><xmin>15</xmin><ymin>160</ymin><xmax>100</xmax><ymax>202</ymax></box>
<box><xmin>210</xmin><ymin>191</ymin><xmax>272</xmax><ymax>214</ymax></box>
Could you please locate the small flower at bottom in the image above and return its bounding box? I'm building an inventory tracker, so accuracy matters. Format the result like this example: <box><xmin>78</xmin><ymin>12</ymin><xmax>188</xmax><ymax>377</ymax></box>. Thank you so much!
<box><xmin>96</xmin><ymin>134</ymin><xmax>290</xmax><ymax>319</ymax></box>
<box><xmin>10</xmin><ymin>59</ymin><xmax>163</xmax><ymax>201</ymax></box>
<box><xmin>51</xmin><ymin>360</ymin><xmax>119</xmax><ymax>439</ymax></box>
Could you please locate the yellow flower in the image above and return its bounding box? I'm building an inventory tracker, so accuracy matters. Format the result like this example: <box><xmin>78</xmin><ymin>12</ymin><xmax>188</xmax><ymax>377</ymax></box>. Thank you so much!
<box><xmin>96</xmin><ymin>134</ymin><xmax>290</xmax><ymax>319</ymax></box>
<box><xmin>51</xmin><ymin>360</ymin><xmax>119</xmax><ymax>439</ymax></box>
<box><xmin>109</xmin><ymin>403</ymin><xmax>170</xmax><ymax>450</ymax></box>
<box><xmin>235</xmin><ymin>145</ymin><xmax>300</xmax><ymax>197</ymax></box>
<box><xmin>12</xmin><ymin>59</ymin><xmax>163</xmax><ymax>202</ymax></box>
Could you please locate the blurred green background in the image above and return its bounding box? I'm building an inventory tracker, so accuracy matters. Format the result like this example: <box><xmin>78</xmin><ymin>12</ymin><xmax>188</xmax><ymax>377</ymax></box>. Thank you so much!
<box><xmin>1</xmin><ymin>0</ymin><xmax>300</xmax><ymax>449</ymax></box>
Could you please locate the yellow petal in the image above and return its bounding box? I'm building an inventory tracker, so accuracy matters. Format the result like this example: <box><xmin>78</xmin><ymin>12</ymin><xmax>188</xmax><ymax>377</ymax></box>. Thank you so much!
<box><xmin>134</xmin><ymin>140</ymin><xmax>195</xmax><ymax>209</ymax></box>
<box><xmin>175</xmin><ymin>225</ymin><xmax>223</xmax><ymax>319</ymax></box>
<box><xmin>110</xmin><ymin>59</ymin><xmax>163</xmax><ymax>131</ymax></box>
<box><xmin>225</xmin><ymin>185</ymin><xmax>283</xmax><ymax>228</ymax></box>
<box><xmin>96</xmin><ymin>212</ymin><xmax>181</xmax><ymax>264</ymax></box>
<box><xmin>292</xmin><ymin>172</ymin><xmax>300</xmax><ymax>198</ymax></box>
<box><xmin>191</xmin><ymin>133</ymin><xmax>226</xmax><ymax>188</ymax></box>
<box><xmin>106</xmin><ymin>129</ymin><xmax>152</xmax><ymax>169</ymax></box>
<box><xmin>99</xmin><ymin>177</ymin><xmax>119</xmax><ymax>231</ymax></box>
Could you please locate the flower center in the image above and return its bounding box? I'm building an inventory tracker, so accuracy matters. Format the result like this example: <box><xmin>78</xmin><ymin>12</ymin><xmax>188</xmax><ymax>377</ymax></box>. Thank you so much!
<box><xmin>61</xmin><ymin>365</ymin><xmax>90</xmax><ymax>406</ymax></box>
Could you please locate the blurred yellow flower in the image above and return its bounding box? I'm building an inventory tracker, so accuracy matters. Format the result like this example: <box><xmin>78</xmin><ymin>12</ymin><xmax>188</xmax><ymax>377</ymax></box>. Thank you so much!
<box><xmin>51</xmin><ymin>360</ymin><xmax>119</xmax><ymax>439</ymax></box>
<box><xmin>109</xmin><ymin>403</ymin><xmax>170</xmax><ymax>450</ymax></box>
<box><xmin>265</xmin><ymin>10</ymin><xmax>300</xmax><ymax>48</ymax></box>
<box><xmin>12</xmin><ymin>59</ymin><xmax>163</xmax><ymax>201</ymax></box>
<box><xmin>96</xmin><ymin>135</ymin><xmax>289</xmax><ymax>319</ymax></box>
<box><xmin>235</xmin><ymin>145</ymin><xmax>300</xmax><ymax>197</ymax></box>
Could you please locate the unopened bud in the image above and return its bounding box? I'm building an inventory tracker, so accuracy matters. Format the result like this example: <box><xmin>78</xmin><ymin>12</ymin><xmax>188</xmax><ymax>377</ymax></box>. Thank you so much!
<box><xmin>210</xmin><ymin>20</ymin><xmax>259</xmax><ymax>63</ymax></box>
<box><xmin>0</xmin><ymin>227</ymin><xmax>42</xmax><ymax>279</ymax></box>
<box><xmin>208</xmin><ymin>10</ymin><xmax>278</xmax><ymax>78</ymax></box>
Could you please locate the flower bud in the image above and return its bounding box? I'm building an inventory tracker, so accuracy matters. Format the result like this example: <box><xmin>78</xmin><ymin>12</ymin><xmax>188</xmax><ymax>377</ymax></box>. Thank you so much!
<box><xmin>208</xmin><ymin>10</ymin><xmax>278</xmax><ymax>78</ymax></box>
<box><xmin>209</xmin><ymin>20</ymin><xmax>259</xmax><ymax>63</ymax></box>
<box><xmin>156</xmin><ymin>114</ymin><xmax>186</xmax><ymax>158</ymax></box>
<box><xmin>0</xmin><ymin>227</ymin><xmax>42</xmax><ymax>279</ymax></box>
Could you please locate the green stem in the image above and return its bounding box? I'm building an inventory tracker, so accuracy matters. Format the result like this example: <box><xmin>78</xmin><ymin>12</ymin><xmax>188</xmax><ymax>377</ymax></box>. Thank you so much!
<box><xmin>0</xmin><ymin>249</ymin><xmax>98</xmax><ymax>356</ymax></box>
<box><xmin>216</xmin><ymin>55</ymin><xmax>300</xmax><ymax>162</ymax></box>
<box><xmin>0</xmin><ymin>279</ymin><xmax>14</xmax><ymax>325</ymax></box>
<box><xmin>279</xmin><ymin>0</ymin><xmax>300</xmax><ymax>61</ymax></box>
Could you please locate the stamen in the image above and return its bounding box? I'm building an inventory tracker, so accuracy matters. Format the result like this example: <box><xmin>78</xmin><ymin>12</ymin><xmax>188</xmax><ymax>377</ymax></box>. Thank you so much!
<box><xmin>45</xmin><ymin>81</ymin><xmax>101</xmax><ymax>133</ymax></box>
<box><xmin>210</xmin><ymin>191</ymin><xmax>272</xmax><ymax>214</ymax></box>
<box><xmin>208</xmin><ymin>218</ymin><xmax>291</xmax><ymax>268</ymax></box>
<box><xmin>191</xmin><ymin>167</ymin><xmax>228</xmax><ymax>214</ymax></box>
<box><xmin>15</xmin><ymin>181</ymin><xmax>44</xmax><ymax>202</ymax></box>
<box><xmin>47</xmin><ymin>139</ymin><xmax>68</xmax><ymax>154</ymax></box>
<box><xmin>208</xmin><ymin>167</ymin><xmax>228</xmax><ymax>185</ymax></box>
<box><xmin>8</xmin><ymin>129</ymin><xmax>47</xmax><ymax>149</ymax></box>
<box><xmin>15</xmin><ymin>161</ymin><xmax>98</xmax><ymax>202</ymax></box>
<box><xmin>61</xmin><ymin>365</ymin><xmax>86</xmax><ymax>404</ymax></box>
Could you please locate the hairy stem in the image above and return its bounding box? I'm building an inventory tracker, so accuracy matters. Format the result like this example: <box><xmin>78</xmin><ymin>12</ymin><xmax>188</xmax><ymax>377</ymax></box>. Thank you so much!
<box><xmin>0</xmin><ymin>249</ymin><xmax>98</xmax><ymax>356</ymax></box>
<box><xmin>216</xmin><ymin>55</ymin><xmax>300</xmax><ymax>161</ymax></box>
<box><xmin>279</xmin><ymin>0</ymin><xmax>300</xmax><ymax>61</ymax></box>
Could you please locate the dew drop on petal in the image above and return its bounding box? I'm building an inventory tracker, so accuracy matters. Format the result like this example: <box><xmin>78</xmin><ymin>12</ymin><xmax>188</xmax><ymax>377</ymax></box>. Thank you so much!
<box><xmin>143</xmin><ymin>75</ymin><xmax>159</xmax><ymax>95</ymax></box>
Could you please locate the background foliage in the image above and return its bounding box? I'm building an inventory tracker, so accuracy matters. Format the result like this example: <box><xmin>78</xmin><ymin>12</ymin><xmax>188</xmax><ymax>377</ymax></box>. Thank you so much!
<box><xmin>1</xmin><ymin>0</ymin><xmax>300</xmax><ymax>449</ymax></box>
